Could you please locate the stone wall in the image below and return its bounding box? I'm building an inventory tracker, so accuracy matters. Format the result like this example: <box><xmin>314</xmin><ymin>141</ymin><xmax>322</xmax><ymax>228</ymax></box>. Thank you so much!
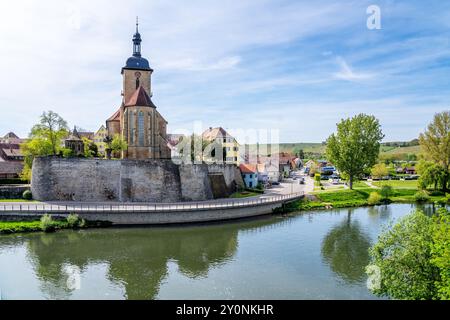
<box><xmin>31</xmin><ymin>157</ymin><xmax>240</xmax><ymax>203</ymax></box>
<box><xmin>0</xmin><ymin>185</ymin><xmax>30</xmax><ymax>199</ymax></box>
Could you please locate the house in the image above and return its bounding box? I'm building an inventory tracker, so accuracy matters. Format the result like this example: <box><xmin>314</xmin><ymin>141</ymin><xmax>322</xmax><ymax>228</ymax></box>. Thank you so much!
<box><xmin>202</xmin><ymin>127</ymin><xmax>240</xmax><ymax>165</ymax></box>
<box><xmin>265</xmin><ymin>163</ymin><xmax>280</xmax><ymax>182</ymax></box>
<box><xmin>64</xmin><ymin>128</ymin><xmax>84</xmax><ymax>156</ymax></box>
<box><xmin>0</xmin><ymin>133</ymin><xmax>25</xmax><ymax>180</ymax></box>
<box><xmin>93</xmin><ymin>125</ymin><xmax>108</xmax><ymax>156</ymax></box>
<box><xmin>256</xmin><ymin>163</ymin><xmax>269</xmax><ymax>185</ymax></box>
<box><xmin>0</xmin><ymin>132</ymin><xmax>24</xmax><ymax>145</ymax></box>
<box><xmin>239</xmin><ymin>164</ymin><xmax>258</xmax><ymax>188</ymax></box>
<box><xmin>0</xmin><ymin>161</ymin><xmax>23</xmax><ymax>179</ymax></box>
<box><xmin>0</xmin><ymin>144</ymin><xmax>24</xmax><ymax>161</ymax></box>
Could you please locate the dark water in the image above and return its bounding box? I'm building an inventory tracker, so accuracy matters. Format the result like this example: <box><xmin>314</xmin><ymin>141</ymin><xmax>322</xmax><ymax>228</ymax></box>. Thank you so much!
<box><xmin>0</xmin><ymin>203</ymin><xmax>436</xmax><ymax>300</ymax></box>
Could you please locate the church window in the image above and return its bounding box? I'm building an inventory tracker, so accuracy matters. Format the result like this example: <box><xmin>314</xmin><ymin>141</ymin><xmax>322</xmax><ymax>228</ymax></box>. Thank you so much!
<box><xmin>138</xmin><ymin>111</ymin><xmax>145</xmax><ymax>146</ymax></box>
<box><xmin>129</xmin><ymin>111</ymin><xmax>134</xmax><ymax>145</ymax></box>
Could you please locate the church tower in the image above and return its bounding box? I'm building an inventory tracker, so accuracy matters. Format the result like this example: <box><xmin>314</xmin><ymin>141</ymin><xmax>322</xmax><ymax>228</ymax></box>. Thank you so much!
<box><xmin>106</xmin><ymin>18</ymin><xmax>170</xmax><ymax>160</ymax></box>
<box><xmin>121</xmin><ymin>18</ymin><xmax>153</xmax><ymax>103</ymax></box>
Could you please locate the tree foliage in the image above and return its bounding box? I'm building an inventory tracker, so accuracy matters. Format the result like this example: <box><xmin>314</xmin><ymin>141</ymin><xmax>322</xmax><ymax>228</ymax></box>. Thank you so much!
<box><xmin>109</xmin><ymin>134</ymin><xmax>128</xmax><ymax>158</ymax></box>
<box><xmin>371</xmin><ymin>163</ymin><xmax>388</xmax><ymax>179</ymax></box>
<box><xmin>326</xmin><ymin>114</ymin><xmax>384</xmax><ymax>189</ymax></box>
<box><xmin>20</xmin><ymin>111</ymin><xmax>68</xmax><ymax>181</ymax></box>
<box><xmin>419</xmin><ymin>111</ymin><xmax>450</xmax><ymax>191</ymax></box>
<box><xmin>368</xmin><ymin>209</ymin><xmax>450</xmax><ymax>300</ymax></box>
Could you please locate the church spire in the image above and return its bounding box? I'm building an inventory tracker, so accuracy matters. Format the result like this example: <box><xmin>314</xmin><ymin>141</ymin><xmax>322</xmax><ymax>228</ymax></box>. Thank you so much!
<box><xmin>132</xmin><ymin>16</ymin><xmax>142</xmax><ymax>58</ymax></box>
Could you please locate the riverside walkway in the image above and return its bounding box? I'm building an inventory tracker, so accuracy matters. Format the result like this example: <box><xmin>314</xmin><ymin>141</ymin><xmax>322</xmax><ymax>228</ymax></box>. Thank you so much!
<box><xmin>0</xmin><ymin>192</ymin><xmax>304</xmax><ymax>225</ymax></box>
<box><xmin>0</xmin><ymin>192</ymin><xmax>303</xmax><ymax>213</ymax></box>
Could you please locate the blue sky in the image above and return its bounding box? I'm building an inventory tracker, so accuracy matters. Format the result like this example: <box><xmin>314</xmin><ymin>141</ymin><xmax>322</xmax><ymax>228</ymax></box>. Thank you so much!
<box><xmin>0</xmin><ymin>0</ymin><xmax>449</xmax><ymax>142</ymax></box>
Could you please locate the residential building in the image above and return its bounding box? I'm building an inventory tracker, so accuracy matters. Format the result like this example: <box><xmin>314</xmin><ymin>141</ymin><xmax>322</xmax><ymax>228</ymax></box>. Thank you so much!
<box><xmin>239</xmin><ymin>164</ymin><xmax>258</xmax><ymax>188</ymax></box>
<box><xmin>256</xmin><ymin>163</ymin><xmax>269</xmax><ymax>185</ymax></box>
<box><xmin>202</xmin><ymin>127</ymin><xmax>240</xmax><ymax>165</ymax></box>
<box><xmin>64</xmin><ymin>128</ymin><xmax>84</xmax><ymax>156</ymax></box>
<box><xmin>93</xmin><ymin>125</ymin><xmax>108</xmax><ymax>156</ymax></box>
<box><xmin>0</xmin><ymin>132</ymin><xmax>25</xmax><ymax>180</ymax></box>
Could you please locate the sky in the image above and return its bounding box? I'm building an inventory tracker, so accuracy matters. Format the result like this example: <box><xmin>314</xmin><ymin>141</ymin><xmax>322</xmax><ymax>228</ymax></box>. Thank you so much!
<box><xmin>0</xmin><ymin>0</ymin><xmax>449</xmax><ymax>143</ymax></box>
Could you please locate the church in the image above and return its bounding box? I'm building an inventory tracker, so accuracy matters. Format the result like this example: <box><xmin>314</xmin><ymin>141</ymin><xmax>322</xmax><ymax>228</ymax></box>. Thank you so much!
<box><xmin>106</xmin><ymin>20</ymin><xmax>171</xmax><ymax>160</ymax></box>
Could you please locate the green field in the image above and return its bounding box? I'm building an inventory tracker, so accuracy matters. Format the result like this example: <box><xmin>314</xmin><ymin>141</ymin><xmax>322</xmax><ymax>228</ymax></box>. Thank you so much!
<box><xmin>373</xmin><ymin>180</ymin><xmax>418</xmax><ymax>189</ymax></box>
<box><xmin>247</xmin><ymin>142</ymin><xmax>421</xmax><ymax>160</ymax></box>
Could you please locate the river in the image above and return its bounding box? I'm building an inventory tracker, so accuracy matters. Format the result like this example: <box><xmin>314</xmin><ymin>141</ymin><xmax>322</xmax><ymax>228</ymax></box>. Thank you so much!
<box><xmin>0</xmin><ymin>203</ymin><xmax>437</xmax><ymax>300</ymax></box>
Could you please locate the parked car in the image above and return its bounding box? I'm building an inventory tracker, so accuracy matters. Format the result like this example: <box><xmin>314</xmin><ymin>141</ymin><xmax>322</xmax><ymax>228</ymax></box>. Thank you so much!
<box><xmin>271</xmin><ymin>181</ymin><xmax>280</xmax><ymax>186</ymax></box>
<box><xmin>299</xmin><ymin>178</ymin><xmax>305</xmax><ymax>185</ymax></box>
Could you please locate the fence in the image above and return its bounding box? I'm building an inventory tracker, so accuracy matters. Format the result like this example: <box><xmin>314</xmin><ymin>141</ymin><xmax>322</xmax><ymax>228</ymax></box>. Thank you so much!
<box><xmin>0</xmin><ymin>192</ymin><xmax>304</xmax><ymax>214</ymax></box>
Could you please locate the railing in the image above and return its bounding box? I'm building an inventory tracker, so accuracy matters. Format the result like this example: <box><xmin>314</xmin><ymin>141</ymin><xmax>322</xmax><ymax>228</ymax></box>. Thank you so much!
<box><xmin>0</xmin><ymin>192</ymin><xmax>304</xmax><ymax>214</ymax></box>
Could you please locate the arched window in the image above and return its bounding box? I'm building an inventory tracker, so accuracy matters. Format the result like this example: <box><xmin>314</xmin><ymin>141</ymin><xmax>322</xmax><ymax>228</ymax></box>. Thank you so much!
<box><xmin>138</xmin><ymin>111</ymin><xmax>145</xmax><ymax>146</ymax></box>
<box><xmin>129</xmin><ymin>111</ymin><xmax>134</xmax><ymax>145</ymax></box>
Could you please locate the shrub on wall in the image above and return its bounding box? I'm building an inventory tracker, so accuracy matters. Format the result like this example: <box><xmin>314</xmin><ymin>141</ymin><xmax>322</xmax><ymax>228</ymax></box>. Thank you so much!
<box><xmin>22</xmin><ymin>190</ymin><xmax>32</xmax><ymax>200</ymax></box>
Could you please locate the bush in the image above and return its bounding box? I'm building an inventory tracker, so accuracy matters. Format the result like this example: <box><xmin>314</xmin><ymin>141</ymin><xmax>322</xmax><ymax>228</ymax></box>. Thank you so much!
<box><xmin>380</xmin><ymin>185</ymin><xmax>393</xmax><ymax>199</ymax></box>
<box><xmin>40</xmin><ymin>214</ymin><xmax>55</xmax><ymax>233</ymax></box>
<box><xmin>22</xmin><ymin>190</ymin><xmax>32</xmax><ymax>200</ymax></box>
<box><xmin>414</xmin><ymin>190</ymin><xmax>430</xmax><ymax>203</ymax></box>
<box><xmin>66</xmin><ymin>213</ymin><xmax>80</xmax><ymax>228</ymax></box>
<box><xmin>368</xmin><ymin>192</ymin><xmax>382</xmax><ymax>205</ymax></box>
<box><xmin>314</xmin><ymin>173</ymin><xmax>321</xmax><ymax>183</ymax></box>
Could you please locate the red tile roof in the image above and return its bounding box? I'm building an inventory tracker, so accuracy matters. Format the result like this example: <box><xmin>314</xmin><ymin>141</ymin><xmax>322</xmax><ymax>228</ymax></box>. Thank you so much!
<box><xmin>107</xmin><ymin>108</ymin><xmax>121</xmax><ymax>122</ymax></box>
<box><xmin>239</xmin><ymin>164</ymin><xmax>257</xmax><ymax>174</ymax></box>
<box><xmin>124</xmin><ymin>86</ymin><xmax>157</xmax><ymax>108</ymax></box>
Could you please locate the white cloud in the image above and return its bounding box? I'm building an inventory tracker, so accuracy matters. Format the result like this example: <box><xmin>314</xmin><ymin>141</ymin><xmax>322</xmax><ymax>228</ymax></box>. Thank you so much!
<box><xmin>333</xmin><ymin>57</ymin><xmax>375</xmax><ymax>81</ymax></box>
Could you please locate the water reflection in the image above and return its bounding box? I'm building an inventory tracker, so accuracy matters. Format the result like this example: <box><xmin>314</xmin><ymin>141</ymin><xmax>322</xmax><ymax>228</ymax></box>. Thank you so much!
<box><xmin>321</xmin><ymin>209</ymin><xmax>371</xmax><ymax>284</ymax></box>
<box><xmin>24</xmin><ymin>218</ymin><xmax>283</xmax><ymax>300</ymax></box>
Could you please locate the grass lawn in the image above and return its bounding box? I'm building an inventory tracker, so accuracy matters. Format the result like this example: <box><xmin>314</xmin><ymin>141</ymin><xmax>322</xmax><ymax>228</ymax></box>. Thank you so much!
<box><xmin>277</xmin><ymin>186</ymin><xmax>448</xmax><ymax>213</ymax></box>
<box><xmin>0</xmin><ymin>199</ymin><xmax>38</xmax><ymax>202</ymax></box>
<box><xmin>0</xmin><ymin>221</ymin><xmax>44</xmax><ymax>234</ymax></box>
<box><xmin>372</xmin><ymin>180</ymin><xmax>418</xmax><ymax>189</ymax></box>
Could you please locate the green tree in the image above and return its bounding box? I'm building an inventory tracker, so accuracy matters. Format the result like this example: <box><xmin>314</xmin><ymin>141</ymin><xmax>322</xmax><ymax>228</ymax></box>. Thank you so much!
<box><xmin>371</xmin><ymin>163</ymin><xmax>388</xmax><ymax>180</ymax></box>
<box><xmin>111</xmin><ymin>134</ymin><xmax>128</xmax><ymax>158</ymax></box>
<box><xmin>417</xmin><ymin>160</ymin><xmax>446</xmax><ymax>190</ymax></box>
<box><xmin>431</xmin><ymin>209</ymin><xmax>450</xmax><ymax>299</ymax></box>
<box><xmin>367</xmin><ymin>211</ymin><xmax>440</xmax><ymax>300</ymax></box>
<box><xmin>419</xmin><ymin>111</ymin><xmax>450</xmax><ymax>191</ymax></box>
<box><xmin>326</xmin><ymin>114</ymin><xmax>384</xmax><ymax>189</ymax></box>
<box><xmin>20</xmin><ymin>111</ymin><xmax>68</xmax><ymax>181</ymax></box>
<box><xmin>82</xmin><ymin>137</ymin><xmax>98</xmax><ymax>158</ymax></box>
<box><xmin>30</xmin><ymin>111</ymin><xmax>69</xmax><ymax>156</ymax></box>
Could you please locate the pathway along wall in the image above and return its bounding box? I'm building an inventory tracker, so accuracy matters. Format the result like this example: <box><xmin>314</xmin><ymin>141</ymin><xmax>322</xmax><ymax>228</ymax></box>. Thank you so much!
<box><xmin>31</xmin><ymin>157</ymin><xmax>243</xmax><ymax>202</ymax></box>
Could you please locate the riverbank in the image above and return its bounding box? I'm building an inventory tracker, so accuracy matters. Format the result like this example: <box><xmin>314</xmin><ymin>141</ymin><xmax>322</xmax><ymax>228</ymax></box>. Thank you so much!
<box><xmin>0</xmin><ymin>219</ymin><xmax>111</xmax><ymax>235</ymax></box>
<box><xmin>277</xmin><ymin>187</ymin><xmax>449</xmax><ymax>213</ymax></box>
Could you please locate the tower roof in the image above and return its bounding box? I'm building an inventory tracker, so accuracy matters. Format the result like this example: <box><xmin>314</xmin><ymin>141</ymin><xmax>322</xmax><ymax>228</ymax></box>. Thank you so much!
<box><xmin>124</xmin><ymin>86</ymin><xmax>157</xmax><ymax>108</ymax></box>
<box><xmin>123</xmin><ymin>17</ymin><xmax>152</xmax><ymax>72</ymax></box>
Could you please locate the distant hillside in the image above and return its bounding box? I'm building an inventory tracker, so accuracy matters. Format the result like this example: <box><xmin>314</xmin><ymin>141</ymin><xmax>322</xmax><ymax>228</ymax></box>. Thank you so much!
<box><xmin>245</xmin><ymin>142</ymin><xmax>421</xmax><ymax>161</ymax></box>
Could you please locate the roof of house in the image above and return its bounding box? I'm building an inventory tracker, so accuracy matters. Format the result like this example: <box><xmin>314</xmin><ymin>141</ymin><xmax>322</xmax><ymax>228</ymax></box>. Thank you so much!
<box><xmin>124</xmin><ymin>86</ymin><xmax>157</xmax><ymax>108</ymax></box>
<box><xmin>256</xmin><ymin>164</ymin><xmax>266</xmax><ymax>173</ymax></box>
<box><xmin>202</xmin><ymin>127</ymin><xmax>234</xmax><ymax>141</ymax></box>
<box><xmin>239</xmin><ymin>164</ymin><xmax>257</xmax><ymax>174</ymax></box>
<box><xmin>0</xmin><ymin>161</ymin><xmax>23</xmax><ymax>174</ymax></box>
<box><xmin>107</xmin><ymin>108</ymin><xmax>121</xmax><ymax>122</ymax></box>
<box><xmin>1</xmin><ymin>148</ymin><xmax>23</xmax><ymax>157</ymax></box>
<box><xmin>3</xmin><ymin>132</ymin><xmax>19</xmax><ymax>139</ymax></box>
